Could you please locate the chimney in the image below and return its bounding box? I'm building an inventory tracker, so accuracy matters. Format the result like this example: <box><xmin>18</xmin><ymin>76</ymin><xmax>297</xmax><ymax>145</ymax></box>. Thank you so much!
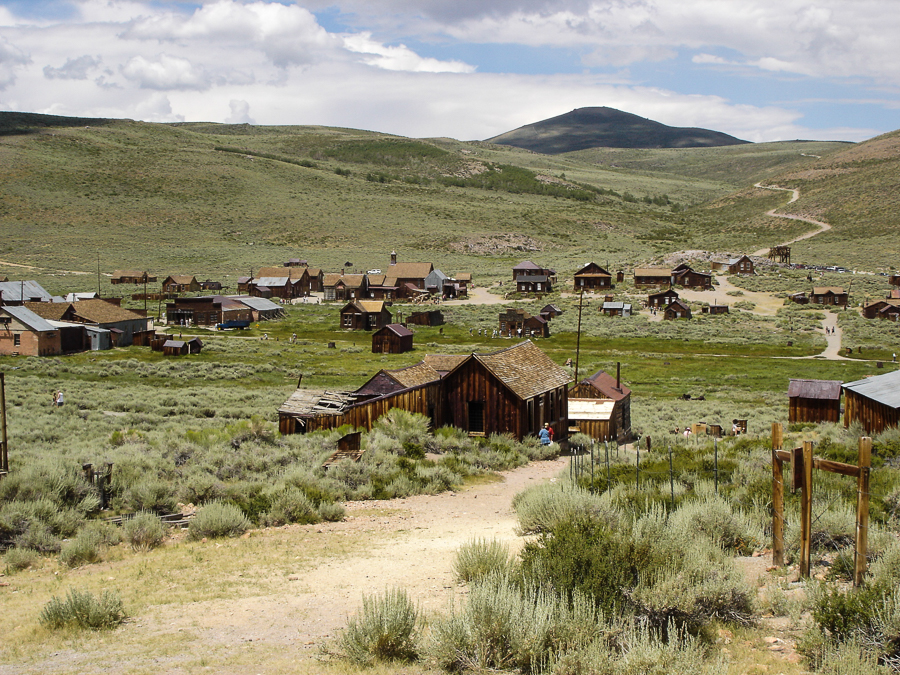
<box><xmin>390</xmin><ymin>251</ymin><xmax>397</xmax><ymax>266</ymax></box>
<box><xmin>616</xmin><ymin>362</ymin><xmax>621</xmax><ymax>391</ymax></box>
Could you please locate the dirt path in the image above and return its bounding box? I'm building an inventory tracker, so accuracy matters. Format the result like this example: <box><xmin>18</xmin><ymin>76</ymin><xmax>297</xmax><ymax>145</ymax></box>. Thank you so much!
<box><xmin>752</xmin><ymin>184</ymin><xmax>832</xmax><ymax>256</ymax></box>
<box><xmin>136</xmin><ymin>457</ymin><xmax>569</xmax><ymax>655</ymax></box>
<box><xmin>443</xmin><ymin>286</ymin><xmax>527</xmax><ymax>306</ymax></box>
<box><xmin>678</xmin><ymin>274</ymin><xmax>784</xmax><ymax>316</ymax></box>
<box><xmin>0</xmin><ymin>258</ymin><xmax>90</xmax><ymax>275</ymax></box>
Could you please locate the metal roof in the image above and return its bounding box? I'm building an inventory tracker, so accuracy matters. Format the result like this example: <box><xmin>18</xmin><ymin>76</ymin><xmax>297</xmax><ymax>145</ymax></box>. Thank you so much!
<box><xmin>232</xmin><ymin>296</ymin><xmax>281</xmax><ymax>311</ymax></box>
<box><xmin>516</xmin><ymin>274</ymin><xmax>551</xmax><ymax>283</ymax></box>
<box><xmin>568</xmin><ymin>398</ymin><xmax>615</xmax><ymax>421</ymax></box>
<box><xmin>843</xmin><ymin>370</ymin><xmax>900</xmax><ymax>409</ymax></box>
<box><xmin>581</xmin><ymin>370</ymin><xmax>631</xmax><ymax>401</ymax></box>
<box><xmin>255</xmin><ymin>277</ymin><xmax>291</xmax><ymax>287</ymax></box>
<box><xmin>1</xmin><ymin>305</ymin><xmax>58</xmax><ymax>332</ymax></box>
<box><xmin>0</xmin><ymin>280</ymin><xmax>53</xmax><ymax>303</ymax></box>
<box><xmin>788</xmin><ymin>379</ymin><xmax>842</xmax><ymax>400</ymax></box>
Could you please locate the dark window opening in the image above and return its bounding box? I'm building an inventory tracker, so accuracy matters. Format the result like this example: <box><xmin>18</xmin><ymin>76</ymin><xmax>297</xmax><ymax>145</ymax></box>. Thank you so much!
<box><xmin>468</xmin><ymin>401</ymin><xmax>485</xmax><ymax>434</ymax></box>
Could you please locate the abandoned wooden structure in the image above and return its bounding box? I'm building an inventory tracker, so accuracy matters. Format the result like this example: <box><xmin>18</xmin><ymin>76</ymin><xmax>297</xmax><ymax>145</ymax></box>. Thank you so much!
<box><xmin>512</xmin><ymin>261</ymin><xmax>555</xmax><ymax>294</ymax></box>
<box><xmin>663</xmin><ymin>299</ymin><xmax>692</xmax><ymax>320</ymax></box>
<box><xmin>498</xmin><ymin>308</ymin><xmax>549</xmax><ymax>337</ymax></box>
<box><xmin>568</xmin><ymin>367</ymin><xmax>632</xmax><ymax>442</ymax></box>
<box><xmin>279</xmin><ymin>341</ymin><xmax>571</xmax><ymax>441</ymax></box>
<box><xmin>166</xmin><ymin>296</ymin><xmax>252</xmax><ymax>327</ymax></box>
<box><xmin>768</xmin><ymin>246</ymin><xmax>791</xmax><ymax>264</ymax></box>
<box><xmin>789</xmin><ymin>292</ymin><xmax>810</xmax><ymax>305</ymax></box>
<box><xmin>600</xmin><ymin>301</ymin><xmax>631</xmax><ymax>317</ymax></box>
<box><xmin>809</xmin><ymin>287</ymin><xmax>848</xmax><ymax>306</ymax></box>
<box><xmin>573</xmin><ymin>262</ymin><xmax>612</xmax><ymax>291</ymax></box>
<box><xmin>672</xmin><ymin>264</ymin><xmax>713</xmax><ymax>289</ymax></box>
<box><xmin>567</xmin><ymin>399</ymin><xmax>616</xmax><ymax>441</ymax></box>
<box><xmin>843</xmin><ymin>369</ymin><xmax>900</xmax><ymax>434</ymax></box>
<box><xmin>712</xmin><ymin>255</ymin><xmax>754</xmax><ymax>275</ymax></box>
<box><xmin>162</xmin><ymin>339</ymin><xmax>189</xmax><ymax>356</ymax></box>
<box><xmin>322</xmin><ymin>432</ymin><xmax>364</xmax><ymax>469</ymax></box>
<box><xmin>788</xmin><ymin>378</ymin><xmax>842</xmax><ymax>424</ymax></box>
<box><xmin>340</xmin><ymin>300</ymin><xmax>392</xmax><ymax>331</ymax></box>
<box><xmin>161</xmin><ymin>275</ymin><xmax>201</xmax><ymax>293</ymax></box>
<box><xmin>540</xmin><ymin>304</ymin><xmax>563</xmax><ymax>320</ymax></box>
<box><xmin>863</xmin><ymin>299</ymin><xmax>900</xmax><ymax>320</ymax></box>
<box><xmin>647</xmin><ymin>288</ymin><xmax>678</xmax><ymax>309</ymax></box>
<box><xmin>372</xmin><ymin>324</ymin><xmax>414</xmax><ymax>354</ymax></box>
<box><xmin>405</xmin><ymin>309</ymin><xmax>444</xmax><ymax>326</ymax></box>
<box><xmin>323</xmin><ymin>273</ymin><xmax>369</xmax><ymax>302</ymax></box>
<box><xmin>633</xmin><ymin>268</ymin><xmax>672</xmax><ymax>288</ymax></box>
<box><xmin>702</xmin><ymin>304</ymin><xmax>729</xmax><ymax>315</ymax></box>
<box><xmin>111</xmin><ymin>270</ymin><xmax>157</xmax><ymax>285</ymax></box>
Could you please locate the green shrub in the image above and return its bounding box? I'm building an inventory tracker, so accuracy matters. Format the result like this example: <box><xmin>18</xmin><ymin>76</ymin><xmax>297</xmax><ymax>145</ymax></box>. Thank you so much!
<box><xmin>15</xmin><ymin>522</ymin><xmax>61</xmax><ymax>554</ymax></box>
<box><xmin>123</xmin><ymin>511</ymin><xmax>166</xmax><ymax>551</ymax></box>
<box><xmin>317</xmin><ymin>502</ymin><xmax>346</xmax><ymax>522</ymax></box>
<box><xmin>59</xmin><ymin>528</ymin><xmax>103</xmax><ymax>568</ymax></box>
<box><xmin>337</xmin><ymin>588</ymin><xmax>419</xmax><ymax>664</ymax></box>
<box><xmin>4</xmin><ymin>547</ymin><xmax>39</xmax><ymax>573</ymax></box>
<box><xmin>39</xmin><ymin>588</ymin><xmax>126</xmax><ymax>630</ymax></box>
<box><xmin>188</xmin><ymin>501</ymin><xmax>251</xmax><ymax>540</ymax></box>
<box><xmin>263</xmin><ymin>488</ymin><xmax>320</xmax><ymax>527</ymax></box>
<box><xmin>454</xmin><ymin>538</ymin><xmax>516</xmax><ymax>583</ymax></box>
<box><xmin>122</xmin><ymin>478</ymin><xmax>177</xmax><ymax>514</ymax></box>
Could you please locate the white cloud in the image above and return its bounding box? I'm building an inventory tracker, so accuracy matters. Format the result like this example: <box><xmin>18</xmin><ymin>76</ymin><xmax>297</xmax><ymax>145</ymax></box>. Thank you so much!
<box><xmin>120</xmin><ymin>54</ymin><xmax>210</xmax><ymax>90</ymax></box>
<box><xmin>342</xmin><ymin>33</ymin><xmax>475</xmax><ymax>73</ymax></box>
<box><xmin>0</xmin><ymin>36</ymin><xmax>30</xmax><ymax>89</ymax></box>
<box><xmin>44</xmin><ymin>54</ymin><xmax>101</xmax><ymax>80</ymax></box>
<box><xmin>225</xmin><ymin>98</ymin><xmax>254</xmax><ymax>124</ymax></box>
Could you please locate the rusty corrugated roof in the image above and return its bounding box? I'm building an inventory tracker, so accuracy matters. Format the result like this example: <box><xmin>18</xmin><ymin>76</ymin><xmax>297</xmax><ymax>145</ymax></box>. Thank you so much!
<box><xmin>582</xmin><ymin>370</ymin><xmax>631</xmax><ymax>400</ymax></box>
<box><xmin>788</xmin><ymin>378</ymin><xmax>842</xmax><ymax>400</ymax></box>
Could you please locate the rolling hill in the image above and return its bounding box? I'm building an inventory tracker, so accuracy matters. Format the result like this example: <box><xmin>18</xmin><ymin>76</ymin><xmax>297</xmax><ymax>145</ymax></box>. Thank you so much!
<box><xmin>485</xmin><ymin>107</ymin><xmax>749</xmax><ymax>154</ymax></box>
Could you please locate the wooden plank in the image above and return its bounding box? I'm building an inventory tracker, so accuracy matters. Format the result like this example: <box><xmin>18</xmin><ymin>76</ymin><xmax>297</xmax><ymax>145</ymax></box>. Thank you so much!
<box><xmin>772</xmin><ymin>422</ymin><xmax>783</xmax><ymax>451</ymax></box>
<box><xmin>800</xmin><ymin>441</ymin><xmax>813</xmax><ymax>578</ymax></box>
<box><xmin>772</xmin><ymin>448</ymin><xmax>785</xmax><ymax>567</ymax></box>
<box><xmin>855</xmin><ymin>437</ymin><xmax>872</xmax><ymax>587</ymax></box>
<box><xmin>813</xmin><ymin>457</ymin><xmax>861</xmax><ymax>478</ymax></box>
<box><xmin>775</xmin><ymin>449</ymin><xmax>792</xmax><ymax>462</ymax></box>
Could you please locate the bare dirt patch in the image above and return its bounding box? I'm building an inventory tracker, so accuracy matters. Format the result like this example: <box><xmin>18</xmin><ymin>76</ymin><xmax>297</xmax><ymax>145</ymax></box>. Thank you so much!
<box><xmin>447</xmin><ymin>233</ymin><xmax>543</xmax><ymax>255</ymax></box>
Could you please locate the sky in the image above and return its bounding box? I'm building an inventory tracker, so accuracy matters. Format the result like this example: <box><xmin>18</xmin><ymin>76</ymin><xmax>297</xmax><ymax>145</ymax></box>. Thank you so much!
<box><xmin>0</xmin><ymin>0</ymin><xmax>898</xmax><ymax>143</ymax></box>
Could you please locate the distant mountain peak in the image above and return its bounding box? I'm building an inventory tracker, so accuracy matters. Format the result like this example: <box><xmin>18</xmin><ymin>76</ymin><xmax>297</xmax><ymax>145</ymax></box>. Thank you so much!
<box><xmin>486</xmin><ymin>106</ymin><xmax>749</xmax><ymax>154</ymax></box>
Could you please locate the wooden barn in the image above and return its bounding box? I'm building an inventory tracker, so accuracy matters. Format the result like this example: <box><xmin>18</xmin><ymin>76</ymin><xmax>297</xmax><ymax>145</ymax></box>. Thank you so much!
<box><xmin>843</xmin><ymin>370</ymin><xmax>900</xmax><ymax>434</ymax></box>
<box><xmin>278</xmin><ymin>341</ymin><xmax>570</xmax><ymax>441</ymax></box>
<box><xmin>713</xmin><ymin>255</ymin><xmax>754</xmax><ymax>275</ymax></box>
<box><xmin>648</xmin><ymin>288</ymin><xmax>679</xmax><ymax>309</ymax></box>
<box><xmin>372</xmin><ymin>324</ymin><xmax>414</xmax><ymax>354</ymax></box>
<box><xmin>863</xmin><ymin>299</ymin><xmax>900</xmax><ymax>320</ymax></box>
<box><xmin>162</xmin><ymin>339</ymin><xmax>189</xmax><ymax>356</ymax></box>
<box><xmin>406</xmin><ymin>309</ymin><xmax>444</xmax><ymax>326</ymax></box>
<box><xmin>573</xmin><ymin>262</ymin><xmax>612</xmax><ymax>291</ymax></box>
<box><xmin>672</xmin><ymin>264</ymin><xmax>713</xmax><ymax>289</ymax></box>
<box><xmin>810</xmin><ymin>287</ymin><xmax>848</xmax><ymax>306</ymax></box>
<box><xmin>568</xmin><ymin>368</ymin><xmax>632</xmax><ymax>441</ymax></box>
<box><xmin>788</xmin><ymin>378</ymin><xmax>842</xmax><ymax>424</ymax></box>
<box><xmin>633</xmin><ymin>268</ymin><xmax>673</xmax><ymax>288</ymax></box>
<box><xmin>340</xmin><ymin>300</ymin><xmax>392</xmax><ymax>331</ymax></box>
<box><xmin>111</xmin><ymin>270</ymin><xmax>156</xmax><ymax>285</ymax></box>
<box><xmin>664</xmin><ymin>299</ymin><xmax>692</xmax><ymax>320</ymax></box>
<box><xmin>161</xmin><ymin>275</ymin><xmax>201</xmax><ymax>293</ymax></box>
<box><xmin>702</xmin><ymin>304</ymin><xmax>730</xmax><ymax>315</ymax></box>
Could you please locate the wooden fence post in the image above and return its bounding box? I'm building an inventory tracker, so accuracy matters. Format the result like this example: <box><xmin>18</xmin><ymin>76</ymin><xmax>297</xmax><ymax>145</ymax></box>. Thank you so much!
<box><xmin>800</xmin><ymin>440</ymin><xmax>814</xmax><ymax>578</ymax></box>
<box><xmin>0</xmin><ymin>372</ymin><xmax>8</xmax><ymax>474</ymax></box>
<box><xmin>855</xmin><ymin>437</ymin><xmax>872</xmax><ymax>587</ymax></box>
<box><xmin>772</xmin><ymin>452</ymin><xmax>785</xmax><ymax>567</ymax></box>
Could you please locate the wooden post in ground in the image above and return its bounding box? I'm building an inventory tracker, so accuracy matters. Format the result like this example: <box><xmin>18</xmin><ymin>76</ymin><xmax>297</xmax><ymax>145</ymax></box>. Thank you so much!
<box><xmin>854</xmin><ymin>437</ymin><xmax>872</xmax><ymax>587</ymax></box>
<box><xmin>0</xmin><ymin>372</ymin><xmax>8</xmax><ymax>474</ymax></box>
<box><xmin>800</xmin><ymin>440</ymin><xmax>814</xmax><ymax>578</ymax></box>
<box><xmin>772</xmin><ymin>423</ymin><xmax>785</xmax><ymax>567</ymax></box>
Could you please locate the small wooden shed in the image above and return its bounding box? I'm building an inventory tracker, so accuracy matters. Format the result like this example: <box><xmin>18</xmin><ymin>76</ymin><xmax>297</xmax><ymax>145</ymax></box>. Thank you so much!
<box><xmin>843</xmin><ymin>370</ymin><xmax>900</xmax><ymax>434</ymax></box>
<box><xmin>372</xmin><ymin>324</ymin><xmax>414</xmax><ymax>354</ymax></box>
<box><xmin>664</xmin><ymin>299</ymin><xmax>692</xmax><ymax>320</ymax></box>
<box><xmin>788</xmin><ymin>378</ymin><xmax>842</xmax><ymax>424</ymax></box>
<box><xmin>162</xmin><ymin>339</ymin><xmax>189</xmax><ymax>356</ymax></box>
<box><xmin>187</xmin><ymin>337</ymin><xmax>203</xmax><ymax>354</ymax></box>
<box><xmin>568</xmin><ymin>398</ymin><xmax>616</xmax><ymax>441</ymax></box>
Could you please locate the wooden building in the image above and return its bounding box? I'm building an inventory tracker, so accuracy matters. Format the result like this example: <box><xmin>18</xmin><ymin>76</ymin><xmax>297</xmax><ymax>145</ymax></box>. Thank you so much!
<box><xmin>512</xmin><ymin>261</ymin><xmax>556</xmax><ymax>294</ymax></box>
<box><xmin>843</xmin><ymin>370</ymin><xmax>900</xmax><ymax>434</ymax></box>
<box><xmin>647</xmin><ymin>288</ymin><xmax>679</xmax><ymax>309</ymax></box>
<box><xmin>278</xmin><ymin>341</ymin><xmax>570</xmax><ymax>441</ymax></box>
<box><xmin>788</xmin><ymin>378</ymin><xmax>842</xmax><ymax>424</ymax></box>
<box><xmin>863</xmin><ymin>299</ymin><xmax>900</xmax><ymax>320</ymax></box>
<box><xmin>161</xmin><ymin>275</ymin><xmax>201</xmax><ymax>293</ymax></box>
<box><xmin>810</xmin><ymin>287</ymin><xmax>848</xmax><ymax>306</ymax></box>
<box><xmin>672</xmin><ymin>264</ymin><xmax>713</xmax><ymax>289</ymax></box>
<box><xmin>406</xmin><ymin>309</ymin><xmax>444</xmax><ymax>326</ymax></box>
<box><xmin>162</xmin><ymin>339</ymin><xmax>189</xmax><ymax>356</ymax></box>
<box><xmin>601</xmin><ymin>301</ymin><xmax>631</xmax><ymax>316</ymax></box>
<box><xmin>498</xmin><ymin>308</ymin><xmax>549</xmax><ymax>337</ymax></box>
<box><xmin>166</xmin><ymin>296</ymin><xmax>251</xmax><ymax>327</ymax></box>
<box><xmin>372</xmin><ymin>324</ymin><xmax>414</xmax><ymax>354</ymax></box>
<box><xmin>789</xmin><ymin>292</ymin><xmax>810</xmax><ymax>305</ymax></box>
<box><xmin>713</xmin><ymin>255</ymin><xmax>754</xmax><ymax>275</ymax></box>
<box><xmin>111</xmin><ymin>270</ymin><xmax>156</xmax><ymax>285</ymax></box>
<box><xmin>890</xmin><ymin>274</ymin><xmax>900</xmax><ymax>287</ymax></box>
<box><xmin>633</xmin><ymin>268</ymin><xmax>673</xmax><ymax>288</ymax></box>
<box><xmin>199</xmin><ymin>280</ymin><xmax>223</xmax><ymax>291</ymax></box>
<box><xmin>568</xmin><ymin>368</ymin><xmax>632</xmax><ymax>442</ymax></box>
<box><xmin>340</xmin><ymin>300</ymin><xmax>392</xmax><ymax>331</ymax></box>
<box><xmin>26</xmin><ymin>299</ymin><xmax>153</xmax><ymax>346</ymax></box>
<box><xmin>573</xmin><ymin>262</ymin><xmax>612</xmax><ymax>291</ymax></box>
<box><xmin>540</xmin><ymin>304</ymin><xmax>563</xmax><ymax>320</ymax></box>
<box><xmin>187</xmin><ymin>337</ymin><xmax>203</xmax><ymax>354</ymax></box>
<box><xmin>702</xmin><ymin>304</ymin><xmax>730</xmax><ymax>315</ymax></box>
<box><xmin>568</xmin><ymin>399</ymin><xmax>616</xmax><ymax>441</ymax></box>
<box><xmin>664</xmin><ymin>299</ymin><xmax>692</xmax><ymax>320</ymax></box>
<box><xmin>324</xmin><ymin>273</ymin><xmax>369</xmax><ymax>301</ymax></box>
<box><xmin>384</xmin><ymin>261</ymin><xmax>434</xmax><ymax>299</ymax></box>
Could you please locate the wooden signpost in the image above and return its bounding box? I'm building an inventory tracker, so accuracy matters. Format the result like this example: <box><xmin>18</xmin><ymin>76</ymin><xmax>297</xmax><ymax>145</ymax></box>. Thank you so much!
<box><xmin>771</xmin><ymin>422</ymin><xmax>872</xmax><ymax>586</ymax></box>
<box><xmin>0</xmin><ymin>372</ymin><xmax>8</xmax><ymax>476</ymax></box>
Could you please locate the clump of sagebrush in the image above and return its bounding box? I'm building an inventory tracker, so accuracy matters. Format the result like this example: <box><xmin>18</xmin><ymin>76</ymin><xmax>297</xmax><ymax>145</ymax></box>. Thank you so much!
<box><xmin>454</xmin><ymin>538</ymin><xmax>517</xmax><ymax>583</ymax></box>
<box><xmin>123</xmin><ymin>511</ymin><xmax>166</xmax><ymax>551</ymax></box>
<box><xmin>39</xmin><ymin>588</ymin><xmax>126</xmax><ymax>630</ymax></box>
<box><xmin>59</xmin><ymin>527</ymin><xmax>105</xmax><ymax>568</ymax></box>
<box><xmin>513</xmin><ymin>479</ymin><xmax>620</xmax><ymax>535</ymax></box>
<box><xmin>668</xmin><ymin>489</ymin><xmax>763</xmax><ymax>554</ymax></box>
<box><xmin>187</xmin><ymin>501</ymin><xmax>251</xmax><ymax>540</ymax></box>
<box><xmin>335</xmin><ymin>588</ymin><xmax>419</xmax><ymax>665</ymax></box>
<box><xmin>369</xmin><ymin>409</ymin><xmax>432</xmax><ymax>458</ymax></box>
<box><xmin>4</xmin><ymin>547</ymin><xmax>39</xmax><ymax>573</ymax></box>
<box><xmin>262</xmin><ymin>487</ymin><xmax>320</xmax><ymax>527</ymax></box>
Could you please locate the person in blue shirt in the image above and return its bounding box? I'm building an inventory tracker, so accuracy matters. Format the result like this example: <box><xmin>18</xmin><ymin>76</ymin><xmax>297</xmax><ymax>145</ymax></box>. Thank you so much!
<box><xmin>538</xmin><ymin>423</ymin><xmax>551</xmax><ymax>445</ymax></box>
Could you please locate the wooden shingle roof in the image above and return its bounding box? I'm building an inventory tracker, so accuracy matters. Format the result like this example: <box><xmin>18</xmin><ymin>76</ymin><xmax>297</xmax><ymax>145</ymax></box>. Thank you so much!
<box><xmin>581</xmin><ymin>370</ymin><xmax>631</xmax><ymax>401</ymax></box>
<box><xmin>385</xmin><ymin>362</ymin><xmax>441</xmax><ymax>388</ymax></box>
<box><xmin>70</xmin><ymin>299</ymin><xmax>147</xmax><ymax>324</ymax></box>
<box><xmin>788</xmin><ymin>379</ymin><xmax>842</xmax><ymax>400</ymax></box>
<box><xmin>474</xmin><ymin>340</ymin><xmax>570</xmax><ymax>400</ymax></box>
<box><xmin>423</xmin><ymin>354</ymin><xmax>467</xmax><ymax>373</ymax></box>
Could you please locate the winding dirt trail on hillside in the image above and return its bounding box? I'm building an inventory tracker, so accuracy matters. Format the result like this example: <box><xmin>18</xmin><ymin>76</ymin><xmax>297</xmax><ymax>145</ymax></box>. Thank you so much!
<box><xmin>752</xmin><ymin>184</ymin><xmax>832</xmax><ymax>256</ymax></box>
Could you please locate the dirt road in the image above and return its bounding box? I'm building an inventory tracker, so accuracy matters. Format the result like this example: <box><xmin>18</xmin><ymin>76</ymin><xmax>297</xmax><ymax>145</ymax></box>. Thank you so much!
<box><xmin>752</xmin><ymin>184</ymin><xmax>832</xmax><ymax>256</ymax></box>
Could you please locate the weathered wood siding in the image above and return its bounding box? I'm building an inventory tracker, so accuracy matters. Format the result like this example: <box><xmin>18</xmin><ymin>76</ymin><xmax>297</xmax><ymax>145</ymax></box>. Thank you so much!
<box><xmin>844</xmin><ymin>390</ymin><xmax>900</xmax><ymax>434</ymax></box>
<box><xmin>443</xmin><ymin>358</ymin><xmax>526</xmax><ymax>437</ymax></box>
<box><xmin>569</xmin><ymin>418</ymin><xmax>613</xmax><ymax>441</ymax></box>
<box><xmin>789</xmin><ymin>396</ymin><xmax>841</xmax><ymax>424</ymax></box>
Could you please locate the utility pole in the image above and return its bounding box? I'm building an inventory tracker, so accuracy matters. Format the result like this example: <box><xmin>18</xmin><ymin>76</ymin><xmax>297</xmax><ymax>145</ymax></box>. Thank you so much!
<box><xmin>574</xmin><ymin>290</ymin><xmax>584</xmax><ymax>384</ymax></box>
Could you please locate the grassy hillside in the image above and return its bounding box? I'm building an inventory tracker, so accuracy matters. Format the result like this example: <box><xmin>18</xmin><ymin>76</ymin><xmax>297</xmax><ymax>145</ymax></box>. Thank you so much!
<box><xmin>0</xmin><ymin>112</ymin><xmax>897</xmax><ymax>295</ymax></box>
